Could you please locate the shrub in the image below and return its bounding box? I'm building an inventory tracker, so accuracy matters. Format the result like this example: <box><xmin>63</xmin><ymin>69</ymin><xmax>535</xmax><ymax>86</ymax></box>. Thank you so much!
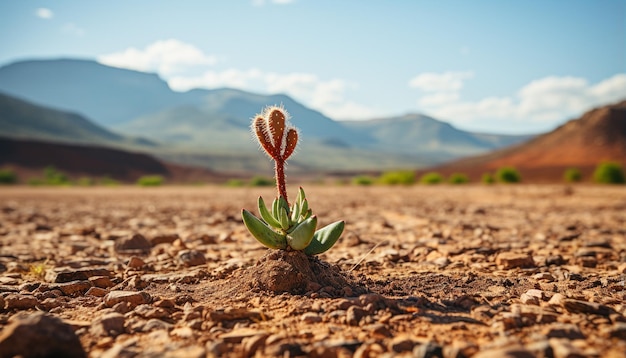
<box><xmin>0</xmin><ymin>168</ymin><xmax>18</xmax><ymax>184</ymax></box>
<box><xmin>496</xmin><ymin>167</ymin><xmax>521</xmax><ymax>183</ymax></box>
<box><xmin>481</xmin><ymin>173</ymin><xmax>495</xmax><ymax>184</ymax></box>
<box><xmin>76</xmin><ymin>177</ymin><xmax>95</xmax><ymax>186</ymax></box>
<box><xmin>448</xmin><ymin>173</ymin><xmax>469</xmax><ymax>184</ymax></box>
<box><xmin>225</xmin><ymin>179</ymin><xmax>245</xmax><ymax>187</ymax></box>
<box><xmin>351</xmin><ymin>175</ymin><xmax>374</xmax><ymax>186</ymax></box>
<box><xmin>563</xmin><ymin>168</ymin><xmax>582</xmax><ymax>183</ymax></box>
<box><xmin>420</xmin><ymin>172</ymin><xmax>443</xmax><ymax>184</ymax></box>
<box><xmin>249</xmin><ymin>176</ymin><xmax>274</xmax><ymax>187</ymax></box>
<box><xmin>593</xmin><ymin>161</ymin><xmax>625</xmax><ymax>184</ymax></box>
<box><xmin>43</xmin><ymin>166</ymin><xmax>69</xmax><ymax>185</ymax></box>
<box><xmin>137</xmin><ymin>175</ymin><xmax>165</xmax><ymax>187</ymax></box>
<box><xmin>378</xmin><ymin>170</ymin><xmax>415</xmax><ymax>185</ymax></box>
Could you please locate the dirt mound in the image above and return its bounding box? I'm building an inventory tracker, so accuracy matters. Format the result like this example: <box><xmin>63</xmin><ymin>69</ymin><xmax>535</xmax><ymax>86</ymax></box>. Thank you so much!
<box><xmin>237</xmin><ymin>250</ymin><xmax>367</xmax><ymax>297</ymax></box>
<box><xmin>425</xmin><ymin>100</ymin><xmax>626</xmax><ymax>182</ymax></box>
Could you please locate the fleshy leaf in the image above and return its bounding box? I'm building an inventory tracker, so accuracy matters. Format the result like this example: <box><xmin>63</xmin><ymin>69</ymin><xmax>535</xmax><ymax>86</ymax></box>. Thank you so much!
<box><xmin>286</xmin><ymin>215</ymin><xmax>318</xmax><ymax>250</ymax></box>
<box><xmin>242</xmin><ymin>209</ymin><xmax>287</xmax><ymax>249</ymax></box>
<box><xmin>258</xmin><ymin>196</ymin><xmax>281</xmax><ymax>229</ymax></box>
<box><xmin>303</xmin><ymin>220</ymin><xmax>345</xmax><ymax>255</ymax></box>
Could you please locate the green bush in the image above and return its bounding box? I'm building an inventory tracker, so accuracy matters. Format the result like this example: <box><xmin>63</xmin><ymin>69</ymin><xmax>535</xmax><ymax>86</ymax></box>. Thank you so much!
<box><xmin>378</xmin><ymin>170</ymin><xmax>415</xmax><ymax>185</ymax></box>
<box><xmin>43</xmin><ymin>166</ymin><xmax>69</xmax><ymax>185</ymax></box>
<box><xmin>351</xmin><ymin>175</ymin><xmax>374</xmax><ymax>186</ymax></box>
<box><xmin>225</xmin><ymin>179</ymin><xmax>246</xmax><ymax>187</ymax></box>
<box><xmin>420</xmin><ymin>172</ymin><xmax>443</xmax><ymax>185</ymax></box>
<box><xmin>448</xmin><ymin>173</ymin><xmax>469</xmax><ymax>184</ymax></box>
<box><xmin>593</xmin><ymin>161</ymin><xmax>625</xmax><ymax>184</ymax></box>
<box><xmin>481</xmin><ymin>173</ymin><xmax>495</xmax><ymax>184</ymax></box>
<box><xmin>496</xmin><ymin>167</ymin><xmax>521</xmax><ymax>183</ymax></box>
<box><xmin>137</xmin><ymin>175</ymin><xmax>165</xmax><ymax>187</ymax></box>
<box><xmin>0</xmin><ymin>168</ymin><xmax>18</xmax><ymax>184</ymax></box>
<box><xmin>249</xmin><ymin>176</ymin><xmax>274</xmax><ymax>187</ymax></box>
<box><xmin>563</xmin><ymin>168</ymin><xmax>582</xmax><ymax>183</ymax></box>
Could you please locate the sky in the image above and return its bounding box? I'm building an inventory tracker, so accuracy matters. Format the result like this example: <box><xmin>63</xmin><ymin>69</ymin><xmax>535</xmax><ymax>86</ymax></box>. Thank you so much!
<box><xmin>0</xmin><ymin>0</ymin><xmax>625</xmax><ymax>134</ymax></box>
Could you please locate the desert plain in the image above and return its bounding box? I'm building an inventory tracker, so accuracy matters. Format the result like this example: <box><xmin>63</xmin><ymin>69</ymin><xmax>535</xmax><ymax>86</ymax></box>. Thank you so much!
<box><xmin>0</xmin><ymin>184</ymin><xmax>625</xmax><ymax>357</ymax></box>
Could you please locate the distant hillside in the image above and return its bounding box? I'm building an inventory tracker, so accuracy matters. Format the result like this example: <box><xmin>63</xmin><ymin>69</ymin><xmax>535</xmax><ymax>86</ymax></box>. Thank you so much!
<box><xmin>0</xmin><ymin>92</ymin><xmax>154</xmax><ymax>147</ymax></box>
<box><xmin>0</xmin><ymin>137</ymin><xmax>219</xmax><ymax>182</ymax></box>
<box><xmin>342</xmin><ymin>113</ymin><xmax>532</xmax><ymax>159</ymax></box>
<box><xmin>0</xmin><ymin>58</ymin><xmax>534</xmax><ymax>172</ymax></box>
<box><xmin>425</xmin><ymin>100</ymin><xmax>626</xmax><ymax>182</ymax></box>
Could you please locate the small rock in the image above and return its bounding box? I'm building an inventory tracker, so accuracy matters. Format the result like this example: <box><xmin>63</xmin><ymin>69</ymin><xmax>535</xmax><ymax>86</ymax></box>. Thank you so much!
<box><xmin>544</xmin><ymin>323</ymin><xmax>585</xmax><ymax>340</ymax></box>
<box><xmin>104</xmin><ymin>290</ymin><xmax>151</xmax><ymax>308</ymax></box>
<box><xmin>178</xmin><ymin>250</ymin><xmax>207</xmax><ymax>267</ymax></box>
<box><xmin>89</xmin><ymin>276</ymin><xmax>115</xmax><ymax>288</ymax></box>
<box><xmin>520</xmin><ymin>293</ymin><xmax>539</xmax><ymax>305</ymax></box>
<box><xmin>346</xmin><ymin>306</ymin><xmax>368</xmax><ymax>326</ymax></box>
<box><xmin>390</xmin><ymin>336</ymin><xmax>415</xmax><ymax>353</ymax></box>
<box><xmin>301</xmin><ymin>312</ymin><xmax>322</xmax><ymax>323</ymax></box>
<box><xmin>546</xmin><ymin>255</ymin><xmax>566</xmax><ymax>266</ymax></box>
<box><xmin>363</xmin><ymin>323</ymin><xmax>392</xmax><ymax>337</ymax></box>
<box><xmin>242</xmin><ymin>333</ymin><xmax>269</xmax><ymax>358</ymax></box>
<box><xmin>149</xmin><ymin>233</ymin><xmax>180</xmax><ymax>246</ymax></box>
<box><xmin>86</xmin><ymin>287</ymin><xmax>108</xmax><ymax>297</ymax></box>
<box><xmin>140</xmin><ymin>318</ymin><xmax>174</xmax><ymax>332</ymax></box>
<box><xmin>127</xmin><ymin>256</ymin><xmax>146</xmax><ymax>269</ymax></box>
<box><xmin>0</xmin><ymin>312</ymin><xmax>86</xmax><ymax>358</ymax></box>
<box><xmin>496</xmin><ymin>252</ymin><xmax>535</xmax><ymax>269</ymax></box>
<box><xmin>114</xmin><ymin>234</ymin><xmax>152</xmax><ymax>253</ymax></box>
<box><xmin>55</xmin><ymin>280</ymin><xmax>92</xmax><ymax>296</ymax></box>
<box><xmin>548</xmin><ymin>293</ymin><xmax>566</xmax><ymax>306</ymax></box>
<box><xmin>3</xmin><ymin>294</ymin><xmax>38</xmax><ymax>310</ymax></box>
<box><xmin>47</xmin><ymin>268</ymin><xmax>111</xmax><ymax>283</ymax></box>
<box><xmin>562</xmin><ymin>299</ymin><xmax>613</xmax><ymax>316</ymax></box>
<box><xmin>171</xmin><ymin>326</ymin><xmax>194</xmax><ymax>339</ymax></box>
<box><xmin>91</xmin><ymin>312</ymin><xmax>126</xmax><ymax>337</ymax></box>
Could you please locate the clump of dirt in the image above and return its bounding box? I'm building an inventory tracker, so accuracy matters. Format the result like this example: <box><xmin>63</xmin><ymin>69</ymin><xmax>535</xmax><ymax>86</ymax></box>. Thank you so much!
<box><xmin>238</xmin><ymin>250</ymin><xmax>367</xmax><ymax>296</ymax></box>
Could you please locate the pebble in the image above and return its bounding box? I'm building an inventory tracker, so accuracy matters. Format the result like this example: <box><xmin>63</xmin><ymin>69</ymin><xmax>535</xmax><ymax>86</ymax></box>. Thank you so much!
<box><xmin>104</xmin><ymin>290</ymin><xmax>151</xmax><ymax>308</ymax></box>
<box><xmin>390</xmin><ymin>336</ymin><xmax>415</xmax><ymax>353</ymax></box>
<box><xmin>127</xmin><ymin>256</ymin><xmax>146</xmax><ymax>269</ymax></box>
<box><xmin>140</xmin><ymin>318</ymin><xmax>174</xmax><ymax>332</ymax></box>
<box><xmin>496</xmin><ymin>252</ymin><xmax>535</xmax><ymax>269</ymax></box>
<box><xmin>91</xmin><ymin>312</ymin><xmax>126</xmax><ymax>337</ymax></box>
<box><xmin>242</xmin><ymin>333</ymin><xmax>269</xmax><ymax>358</ymax></box>
<box><xmin>0</xmin><ymin>312</ymin><xmax>86</xmax><ymax>358</ymax></box>
<box><xmin>89</xmin><ymin>276</ymin><xmax>115</xmax><ymax>288</ymax></box>
<box><xmin>86</xmin><ymin>287</ymin><xmax>108</xmax><ymax>297</ymax></box>
<box><xmin>346</xmin><ymin>306</ymin><xmax>368</xmax><ymax>326</ymax></box>
<box><xmin>55</xmin><ymin>280</ymin><xmax>92</xmax><ymax>296</ymax></box>
<box><xmin>562</xmin><ymin>299</ymin><xmax>613</xmax><ymax>316</ymax></box>
<box><xmin>3</xmin><ymin>294</ymin><xmax>38</xmax><ymax>310</ymax></box>
<box><xmin>114</xmin><ymin>234</ymin><xmax>152</xmax><ymax>253</ymax></box>
<box><xmin>47</xmin><ymin>267</ymin><xmax>111</xmax><ymax>283</ymax></box>
<box><xmin>178</xmin><ymin>250</ymin><xmax>207</xmax><ymax>267</ymax></box>
<box><xmin>301</xmin><ymin>312</ymin><xmax>323</xmax><ymax>323</ymax></box>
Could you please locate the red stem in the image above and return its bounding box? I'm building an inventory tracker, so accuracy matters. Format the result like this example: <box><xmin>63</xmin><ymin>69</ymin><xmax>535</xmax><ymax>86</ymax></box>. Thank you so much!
<box><xmin>275</xmin><ymin>158</ymin><xmax>288</xmax><ymax>205</ymax></box>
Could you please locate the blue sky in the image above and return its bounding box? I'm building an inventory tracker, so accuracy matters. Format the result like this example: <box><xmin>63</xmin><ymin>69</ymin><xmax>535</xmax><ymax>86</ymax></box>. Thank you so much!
<box><xmin>0</xmin><ymin>0</ymin><xmax>624</xmax><ymax>134</ymax></box>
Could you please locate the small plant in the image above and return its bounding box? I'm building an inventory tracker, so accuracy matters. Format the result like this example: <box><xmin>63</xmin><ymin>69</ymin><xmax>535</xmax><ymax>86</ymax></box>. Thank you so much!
<box><xmin>420</xmin><ymin>172</ymin><xmax>443</xmax><ymax>184</ymax></box>
<box><xmin>593</xmin><ymin>161</ymin><xmax>625</xmax><ymax>184</ymax></box>
<box><xmin>379</xmin><ymin>170</ymin><xmax>415</xmax><ymax>185</ymax></box>
<box><xmin>352</xmin><ymin>175</ymin><xmax>374</xmax><ymax>186</ymax></box>
<box><xmin>241</xmin><ymin>106</ymin><xmax>344</xmax><ymax>255</ymax></box>
<box><xmin>43</xmin><ymin>166</ymin><xmax>70</xmax><ymax>185</ymax></box>
<box><xmin>563</xmin><ymin>168</ymin><xmax>582</xmax><ymax>183</ymax></box>
<box><xmin>0</xmin><ymin>168</ymin><xmax>18</xmax><ymax>184</ymax></box>
<box><xmin>137</xmin><ymin>175</ymin><xmax>165</xmax><ymax>186</ymax></box>
<box><xmin>225</xmin><ymin>178</ymin><xmax>246</xmax><ymax>187</ymax></box>
<box><xmin>481</xmin><ymin>173</ymin><xmax>495</xmax><ymax>184</ymax></box>
<box><xmin>448</xmin><ymin>173</ymin><xmax>469</xmax><ymax>184</ymax></box>
<box><xmin>249</xmin><ymin>175</ymin><xmax>275</xmax><ymax>187</ymax></box>
<box><xmin>496</xmin><ymin>166</ymin><xmax>521</xmax><ymax>183</ymax></box>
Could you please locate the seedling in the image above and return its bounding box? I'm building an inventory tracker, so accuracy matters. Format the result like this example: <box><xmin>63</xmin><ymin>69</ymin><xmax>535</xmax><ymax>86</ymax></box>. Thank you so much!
<box><xmin>241</xmin><ymin>105</ymin><xmax>344</xmax><ymax>255</ymax></box>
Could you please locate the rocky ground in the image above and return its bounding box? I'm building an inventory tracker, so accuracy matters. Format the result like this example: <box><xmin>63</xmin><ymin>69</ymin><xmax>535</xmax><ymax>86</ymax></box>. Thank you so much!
<box><xmin>0</xmin><ymin>185</ymin><xmax>625</xmax><ymax>358</ymax></box>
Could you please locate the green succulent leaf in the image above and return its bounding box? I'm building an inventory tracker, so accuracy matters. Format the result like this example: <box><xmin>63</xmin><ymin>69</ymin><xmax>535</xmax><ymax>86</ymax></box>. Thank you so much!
<box><xmin>279</xmin><ymin>207</ymin><xmax>291</xmax><ymax>230</ymax></box>
<box><xmin>299</xmin><ymin>199</ymin><xmax>309</xmax><ymax>221</ymax></box>
<box><xmin>286</xmin><ymin>215</ymin><xmax>318</xmax><ymax>250</ymax></box>
<box><xmin>258</xmin><ymin>196</ymin><xmax>281</xmax><ymax>229</ymax></box>
<box><xmin>290</xmin><ymin>200</ymin><xmax>301</xmax><ymax>222</ymax></box>
<box><xmin>242</xmin><ymin>209</ymin><xmax>287</xmax><ymax>249</ymax></box>
<box><xmin>303</xmin><ymin>220</ymin><xmax>345</xmax><ymax>255</ymax></box>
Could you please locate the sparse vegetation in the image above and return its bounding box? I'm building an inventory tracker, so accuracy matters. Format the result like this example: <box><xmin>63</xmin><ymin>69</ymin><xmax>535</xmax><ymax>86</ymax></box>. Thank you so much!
<box><xmin>0</xmin><ymin>168</ymin><xmax>18</xmax><ymax>184</ymax></box>
<box><xmin>563</xmin><ymin>168</ymin><xmax>582</xmax><ymax>183</ymax></box>
<box><xmin>241</xmin><ymin>105</ymin><xmax>344</xmax><ymax>255</ymax></box>
<box><xmin>419</xmin><ymin>172</ymin><xmax>443</xmax><ymax>185</ymax></box>
<box><xmin>351</xmin><ymin>175</ymin><xmax>375</xmax><ymax>186</ymax></box>
<box><xmin>225</xmin><ymin>178</ymin><xmax>246</xmax><ymax>187</ymax></box>
<box><xmin>249</xmin><ymin>175</ymin><xmax>274</xmax><ymax>187</ymax></box>
<box><xmin>76</xmin><ymin>177</ymin><xmax>95</xmax><ymax>186</ymax></box>
<box><xmin>481</xmin><ymin>173</ymin><xmax>495</xmax><ymax>184</ymax></box>
<box><xmin>99</xmin><ymin>176</ymin><xmax>119</xmax><ymax>186</ymax></box>
<box><xmin>137</xmin><ymin>175</ymin><xmax>165</xmax><ymax>187</ymax></box>
<box><xmin>593</xmin><ymin>161</ymin><xmax>625</xmax><ymax>184</ymax></box>
<box><xmin>496</xmin><ymin>167</ymin><xmax>521</xmax><ymax>183</ymax></box>
<box><xmin>378</xmin><ymin>170</ymin><xmax>415</xmax><ymax>185</ymax></box>
<box><xmin>448</xmin><ymin>173</ymin><xmax>469</xmax><ymax>184</ymax></box>
<box><xmin>43</xmin><ymin>166</ymin><xmax>70</xmax><ymax>186</ymax></box>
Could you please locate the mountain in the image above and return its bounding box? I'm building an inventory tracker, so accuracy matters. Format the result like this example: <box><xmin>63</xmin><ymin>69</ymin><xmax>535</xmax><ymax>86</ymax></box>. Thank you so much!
<box><xmin>0</xmin><ymin>58</ymin><xmax>532</xmax><ymax>172</ymax></box>
<box><xmin>0</xmin><ymin>92</ymin><xmax>153</xmax><ymax>147</ymax></box>
<box><xmin>0</xmin><ymin>59</ymin><xmax>185</xmax><ymax>126</ymax></box>
<box><xmin>342</xmin><ymin>113</ymin><xmax>532</xmax><ymax>160</ymax></box>
<box><xmin>425</xmin><ymin>100</ymin><xmax>626</xmax><ymax>182</ymax></box>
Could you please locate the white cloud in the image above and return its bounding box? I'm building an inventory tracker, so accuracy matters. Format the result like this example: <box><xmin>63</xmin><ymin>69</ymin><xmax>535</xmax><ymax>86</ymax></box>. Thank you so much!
<box><xmin>36</xmin><ymin>8</ymin><xmax>53</xmax><ymax>19</ymax></box>
<box><xmin>98</xmin><ymin>39</ymin><xmax>218</xmax><ymax>76</ymax></box>
<box><xmin>411</xmin><ymin>71</ymin><xmax>626</xmax><ymax>129</ymax></box>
